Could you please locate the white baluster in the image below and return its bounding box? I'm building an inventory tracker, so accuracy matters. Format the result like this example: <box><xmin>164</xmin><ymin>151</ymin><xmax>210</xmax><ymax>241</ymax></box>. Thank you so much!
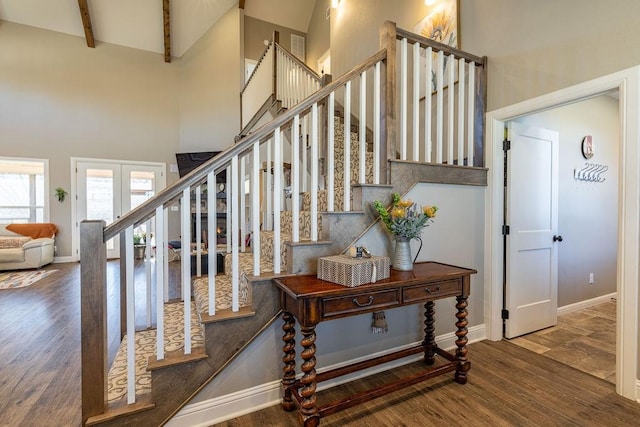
<box><xmin>180</xmin><ymin>188</ymin><xmax>192</xmax><ymax>354</ymax></box>
<box><xmin>163</xmin><ymin>206</ymin><xmax>169</xmax><ymax>302</ymax></box>
<box><xmin>413</xmin><ymin>41</ymin><xmax>420</xmax><ymax>161</ymax></box>
<box><xmin>145</xmin><ymin>219</ymin><xmax>152</xmax><ymax>328</ymax></box>
<box><xmin>274</xmin><ymin>127</ymin><xmax>282</xmax><ymax>273</ymax></box>
<box><xmin>436</xmin><ymin>50</ymin><xmax>444</xmax><ymax>164</ymax></box>
<box><xmin>447</xmin><ymin>54</ymin><xmax>455</xmax><ymax>165</ymax></box>
<box><xmin>359</xmin><ymin>70</ymin><xmax>366</xmax><ymax>184</ymax></box>
<box><xmin>155</xmin><ymin>206</ymin><xmax>165</xmax><ymax>361</ymax></box>
<box><xmin>292</xmin><ymin>115</ymin><xmax>301</xmax><ymax>240</ymax></box>
<box><xmin>195</xmin><ymin>185</ymin><xmax>202</xmax><ymax>277</ymax></box>
<box><xmin>373</xmin><ymin>62</ymin><xmax>381</xmax><ymax>184</ymax></box>
<box><xmin>400</xmin><ymin>37</ymin><xmax>407</xmax><ymax>160</ymax></box>
<box><xmin>327</xmin><ymin>94</ymin><xmax>335</xmax><ymax>209</ymax></box>
<box><xmin>207</xmin><ymin>171</ymin><xmax>216</xmax><ymax>316</ymax></box>
<box><xmin>344</xmin><ymin>81</ymin><xmax>351</xmax><ymax>211</ymax></box>
<box><xmin>425</xmin><ymin>47</ymin><xmax>433</xmax><ymax>163</ymax></box>
<box><xmin>231</xmin><ymin>156</ymin><xmax>239</xmax><ymax>312</ymax></box>
<box><xmin>252</xmin><ymin>142</ymin><xmax>261</xmax><ymax>275</ymax></box>
<box><xmin>302</xmin><ymin>117</ymin><xmax>308</xmax><ymax>193</ymax></box>
<box><xmin>457</xmin><ymin>57</ymin><xmax>466</xmax><ymax>166</ymax></box>
<box><xmin>467</xmin><ymin>62</ymin><xmax>476</xmax><ymax>166</ymax></box>
<box><xmin>266</xmin><ymin>139</ymin><xmax>272</xmax><ymax>230</ymax></box>
<box><xmin>226</xmin><ymin>166</ymin><xmax>231</xmax><ymax>253</ymax></box>
<box><xmin>240</xmin><ymin>158</ymin><xmax>246</xmax><ymax>252</ymax></box>
<box><xmin>125</xmin><ymin>225</ymin><xmax>136</xmax><ymax>404</ymax></box>
<box><xmin>311</xmin><ymin>103</ymin><xmax>319</xmax><ymax>241</ymax></box>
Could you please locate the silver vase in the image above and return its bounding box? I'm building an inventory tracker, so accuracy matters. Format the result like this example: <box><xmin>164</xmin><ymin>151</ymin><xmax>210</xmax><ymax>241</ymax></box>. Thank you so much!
<box><xmin>392</xmin><ymin>235</ymin><xmax>413</xmax><ymax>271</ymax></box>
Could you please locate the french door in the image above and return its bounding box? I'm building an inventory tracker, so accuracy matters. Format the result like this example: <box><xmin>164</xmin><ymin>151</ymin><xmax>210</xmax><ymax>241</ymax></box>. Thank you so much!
<box><xmin>74</xmin><ymin>159</ymin><xmax>165</xmax><ymax>260</ymax></box>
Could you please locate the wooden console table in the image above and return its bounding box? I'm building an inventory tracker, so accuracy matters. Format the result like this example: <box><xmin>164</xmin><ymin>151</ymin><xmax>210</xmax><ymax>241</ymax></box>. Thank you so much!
<box><xmin>273</xmin><ymin>261</ymin><xmax>476</xmax><ymax>426</ymax></box>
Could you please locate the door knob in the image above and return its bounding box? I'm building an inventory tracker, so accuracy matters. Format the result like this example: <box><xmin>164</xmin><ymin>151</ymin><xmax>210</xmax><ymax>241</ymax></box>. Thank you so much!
<box><xmin>553</xmin><ymin>235</ymin><xmax>563</xmax><ymax>242</ymax></box>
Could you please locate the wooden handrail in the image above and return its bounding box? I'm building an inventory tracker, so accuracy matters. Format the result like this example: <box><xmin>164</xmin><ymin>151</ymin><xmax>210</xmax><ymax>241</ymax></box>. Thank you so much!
<box><xmin>395</xmin><ymin>26</ymin><xmax>484</xmax><ymax>65</ymax></box>
<box><xmin>103</xmin><ymin>48</ymin><xmax>388</xmax><ymax>241</ymax></box>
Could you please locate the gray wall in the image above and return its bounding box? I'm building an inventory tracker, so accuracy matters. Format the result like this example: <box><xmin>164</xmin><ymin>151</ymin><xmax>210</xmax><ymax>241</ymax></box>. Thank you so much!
<box><xmin>244</xmin><ymin>15</ymin><xmax>306</xmax><ymax>61</ymax></box>
<box><xmin>189</xmin><ymin>182</ymin><xmax>485</xmax><ymax>401</ymax></box>
<box><xmin>0</xmin><ymin>21</ymin><xmax>180</xmax><ymax>256</ymax></box>
<box><xmin>305</xmin><ymin>0</ymin><xmax>331</xmax><ymax>74</ymax></box>
<box><xmin>515</xmin><ymin>95</ymin><xmax>619</xmax><ymax>307</ymax></box>
<box><xmin>178</xmin><ymin>6</ymin><xmax>241</xmax><ymax>153</ymax></box>
<box><xmin>0</xmin><ymin>4</ymin><xmax>242</xmax><ymax>251</ymax></box>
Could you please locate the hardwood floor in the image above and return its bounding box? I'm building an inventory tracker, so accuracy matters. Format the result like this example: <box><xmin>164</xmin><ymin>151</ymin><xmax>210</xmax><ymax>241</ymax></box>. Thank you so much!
<box><xmin>0</xmin><ymin>265</ymin><xmax>635</xmax><ymax>427</ymax></box>
<box><xmin>0</xmin><ymin>260</ymin><xmax>182</xmax><ymax>427</ymax></box>
<box><xmin>0</xmin><ymin>262</ymin><xmax>82</xmax><ymax>426</ymax></box>
<box><xmin>214</xmin><ymin>340</ymin><xmax>640</xmax><ymax>427</ymax></box>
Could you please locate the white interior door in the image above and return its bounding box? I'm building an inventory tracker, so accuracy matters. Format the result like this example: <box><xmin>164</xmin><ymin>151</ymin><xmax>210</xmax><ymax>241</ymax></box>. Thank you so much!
<box><xmin>75</xmin><ymin>160</ymin><xmax>164</xmax><ymax>260</ymax></box>
<box><xmin>505</xmin><ymin>122</ymin><xmax>559</xmax><ymax>338</ymax></box>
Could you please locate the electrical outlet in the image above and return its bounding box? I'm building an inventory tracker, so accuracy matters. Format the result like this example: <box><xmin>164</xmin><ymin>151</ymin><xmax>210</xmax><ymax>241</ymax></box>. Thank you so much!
<box><xmin>54</xmin><ymin>245</ymin><xmax>57</xmax><ymax>253</ymax></box>
<box><xmin>589</xmin><ymin>273</ymin><xmax>594</xmax><ymax>284</ymax></box>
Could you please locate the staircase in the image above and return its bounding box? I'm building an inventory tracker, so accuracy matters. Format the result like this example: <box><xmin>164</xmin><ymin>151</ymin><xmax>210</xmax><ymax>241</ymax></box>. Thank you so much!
<box><xmin>80</xmin><ymin>21</ymin><xmax>487</xmax><ymax>426</ymax></box>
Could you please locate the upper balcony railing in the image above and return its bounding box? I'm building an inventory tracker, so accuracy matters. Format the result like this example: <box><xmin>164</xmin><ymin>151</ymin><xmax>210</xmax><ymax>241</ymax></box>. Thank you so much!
<box><xmin>240</xmin><ymin>32</ymin><xmax>322</xmax><ymax>134</ymax></box>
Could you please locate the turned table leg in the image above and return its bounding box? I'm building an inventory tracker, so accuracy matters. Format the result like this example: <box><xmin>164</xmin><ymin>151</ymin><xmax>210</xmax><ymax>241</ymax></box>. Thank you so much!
<box><xmin>299</xmin><ymin>325</ymin><xmax>319</xmax><ymax>427</ymax></box>
<box><xmin>422</xmin><ymin>301</ymin><xmax>436</xmax><ymax>365</ymax></box>
<box><xmin>454</xmin><ymin>295</ymin><xmax>471</xmax><ymax>384</ymax></box>
<box><xmin>281</xmin><ymin>311</ymin><xmax>296</xmax><ymax>411</ymax></box>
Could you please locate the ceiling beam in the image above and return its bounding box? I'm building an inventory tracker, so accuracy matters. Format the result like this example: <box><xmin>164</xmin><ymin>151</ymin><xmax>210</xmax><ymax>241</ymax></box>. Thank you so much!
<box><xmin>163</xmin><ymin>0</ymin><xmax>171</xmax><ymax>63</ymax></box>
<box><xmin>77</xmin><ymin>0</ymin><xmax>95</xmax><ymax>48</ymax></box>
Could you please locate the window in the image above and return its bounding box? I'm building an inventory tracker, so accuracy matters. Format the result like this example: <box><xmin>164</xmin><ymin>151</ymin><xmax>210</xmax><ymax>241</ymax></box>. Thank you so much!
<box><xmin>0</xmin><ymin>157</ymin><xmax>49</xmax><ymax>223</ymax></box>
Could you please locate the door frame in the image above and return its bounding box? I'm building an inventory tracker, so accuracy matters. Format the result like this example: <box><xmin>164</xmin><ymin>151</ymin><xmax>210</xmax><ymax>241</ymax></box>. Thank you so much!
<box><xmin>485</xmin><ymin>66</ymin><xmax>640</xmax><ymax>400</ymax></box>
<box><xmin>70</xmin><ymin>157</ymin><xmax>166</xmax><ymax>262</ymax></box>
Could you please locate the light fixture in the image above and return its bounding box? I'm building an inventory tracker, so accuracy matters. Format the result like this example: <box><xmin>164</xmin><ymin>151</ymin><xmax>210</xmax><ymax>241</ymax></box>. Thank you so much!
<box><xmin>331</xmin><ymin>0</ymin><xmax>342</xmax><ymax>8</ymax></box>
<box><xmin>425</xmin><ymin>0</ymin><xmax>437</xmax><ymax>5</ymax></box>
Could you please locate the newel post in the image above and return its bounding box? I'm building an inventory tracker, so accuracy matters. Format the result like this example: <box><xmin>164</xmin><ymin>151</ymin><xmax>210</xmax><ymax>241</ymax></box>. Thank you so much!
<box><xmin>80</xmin><ymin>220</ymin><xmax>107</xmax><ymax>424</ymax></box>
<box><xmin>380</xmin><ymin>21</ymin><xmax>397</xmax><ymax>184</ymax></box>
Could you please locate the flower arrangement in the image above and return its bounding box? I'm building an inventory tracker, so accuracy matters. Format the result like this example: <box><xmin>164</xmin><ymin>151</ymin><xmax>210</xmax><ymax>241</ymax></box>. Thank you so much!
<box><xmin>373</xmin><ymin>193</ymin><xmax>438</xmax><ymax>239</ymax></box>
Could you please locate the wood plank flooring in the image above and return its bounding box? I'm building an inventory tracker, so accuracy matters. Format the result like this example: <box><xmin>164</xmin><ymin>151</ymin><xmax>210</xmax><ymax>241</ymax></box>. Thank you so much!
<box><xmin>214</xmin><ymin>339</ymin><xmax>640</xmax><ymax>427</ymax></box>
<box><xmin>1</xmin><ymin>263</ymin><xmax>636</xmax><ymax>427</ymax></box>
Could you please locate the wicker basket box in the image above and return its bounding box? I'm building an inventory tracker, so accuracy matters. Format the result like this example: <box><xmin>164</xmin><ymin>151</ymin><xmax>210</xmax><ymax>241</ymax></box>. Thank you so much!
<box><xmin>317</xmin><ymin>255</ymin><xmax>390</xmax><ymax>287</ymax></box>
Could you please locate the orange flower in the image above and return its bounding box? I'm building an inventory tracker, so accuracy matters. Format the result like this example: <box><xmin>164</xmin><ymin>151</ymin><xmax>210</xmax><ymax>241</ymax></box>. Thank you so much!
<box><xmin>398</xmin><ymin>199</ymin><xmax>414</xmax><ymax>208</ymax></box>
<box><xmin>423</xmin><ymin>206</ymin><xmax>438</xmax><ymax>218</ymax></box>
<box><xmin>391</xmin><ymin>207</ymin><xmax>406</xmax><ymax>219</ymax></box>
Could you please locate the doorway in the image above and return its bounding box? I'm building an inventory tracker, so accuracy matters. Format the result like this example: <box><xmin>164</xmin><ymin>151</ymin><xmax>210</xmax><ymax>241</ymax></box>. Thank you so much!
<box><xmin>72</xmin><ymin>158</ymin><xmax>165</xmax><ymax>260</ymax></box>
<box><xmin>485</xmin><ymin>67</ymin><xmax>640</xmax><ymax>400</ymax></box>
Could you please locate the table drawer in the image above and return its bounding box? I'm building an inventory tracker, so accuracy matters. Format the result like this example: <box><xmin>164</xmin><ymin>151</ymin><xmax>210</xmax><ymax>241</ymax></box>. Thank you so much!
<box><xmin>323</xmin><ymin>289</ymin><xmax>400</xmax><ymax>319</ymax></box>
<box><xmin>403</xmin><ymin>279</ymin><xmax>462</xmax><ymax>303</ymax></box>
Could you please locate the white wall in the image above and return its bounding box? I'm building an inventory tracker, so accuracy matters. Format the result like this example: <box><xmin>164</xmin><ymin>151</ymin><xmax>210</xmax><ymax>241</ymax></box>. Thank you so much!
<box><xmin>514</xmin><ymin>95</ymin><xmax>619</xmax><ymax>307</ymax></box>
<box><xmin>0</xmin><ymin>21</ymin><xmax>180</xmax><ymax>257</ymax></box>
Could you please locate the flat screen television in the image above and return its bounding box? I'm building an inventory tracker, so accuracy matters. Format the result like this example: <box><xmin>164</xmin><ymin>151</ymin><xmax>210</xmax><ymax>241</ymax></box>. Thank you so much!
<box><xmin>175</xmin><ymin>151</ymin><xmax>226</xmax><ymax>181</ymax></box>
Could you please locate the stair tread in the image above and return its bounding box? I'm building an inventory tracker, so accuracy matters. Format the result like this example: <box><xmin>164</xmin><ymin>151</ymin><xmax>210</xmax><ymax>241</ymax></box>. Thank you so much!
<box><xmin>106</xmin><ymin>301</ymin><xmax>204</xmax><ymax>403</ymax></box>
<box><xmin>86</xmin><ymin>395</ymin><xmax>155</xmax><ymax>426</ymax></box>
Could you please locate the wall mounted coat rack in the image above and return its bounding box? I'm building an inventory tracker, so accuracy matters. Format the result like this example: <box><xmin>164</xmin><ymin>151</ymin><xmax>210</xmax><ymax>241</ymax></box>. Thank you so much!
<box><xmin>574</xmin><ymin>162</ymin><xmax>608</xmax><ymax>182</ymax></box>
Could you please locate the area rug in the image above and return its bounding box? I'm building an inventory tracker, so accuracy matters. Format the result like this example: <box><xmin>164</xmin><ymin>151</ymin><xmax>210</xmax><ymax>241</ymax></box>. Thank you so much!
<box><xmin>0</xmin><ymin>269</ymin><xmax>57</xmax><ymax>289</ymax></box>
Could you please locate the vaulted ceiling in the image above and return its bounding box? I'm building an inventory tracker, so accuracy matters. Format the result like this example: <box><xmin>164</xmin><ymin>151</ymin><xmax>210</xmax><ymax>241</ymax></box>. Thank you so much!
<box><xmin>0</xmin><ymin>0</ymin><xmax>316</xmax><ymax>62</ymax></box>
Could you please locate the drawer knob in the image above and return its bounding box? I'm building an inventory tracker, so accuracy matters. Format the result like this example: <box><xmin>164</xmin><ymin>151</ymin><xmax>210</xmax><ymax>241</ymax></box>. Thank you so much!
<box><xmin>353</xmin><ymin>295</ymin><xmax>374</xmax><ymax>307</ymax></box>
<box><xmin>425</xmin><ymin>285</ymin><xmax>441</xmax><ymax>294</ymax></box>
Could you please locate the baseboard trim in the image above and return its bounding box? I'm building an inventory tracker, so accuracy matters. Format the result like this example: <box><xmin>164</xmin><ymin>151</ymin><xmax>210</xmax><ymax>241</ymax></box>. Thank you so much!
<box><xmin>53</xmin><ymin>256</ymin><xmax>75</xmax><ymax>264</ymax></box>
<box><xmin>168</xmin><ymin>324</ymin><xmax>487</xmax><ymax>427</ymax></box>
<box><xmin>557</xmin><ymin>292</ymin><xmax>617</xmax><ymax>317</ymax></box>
